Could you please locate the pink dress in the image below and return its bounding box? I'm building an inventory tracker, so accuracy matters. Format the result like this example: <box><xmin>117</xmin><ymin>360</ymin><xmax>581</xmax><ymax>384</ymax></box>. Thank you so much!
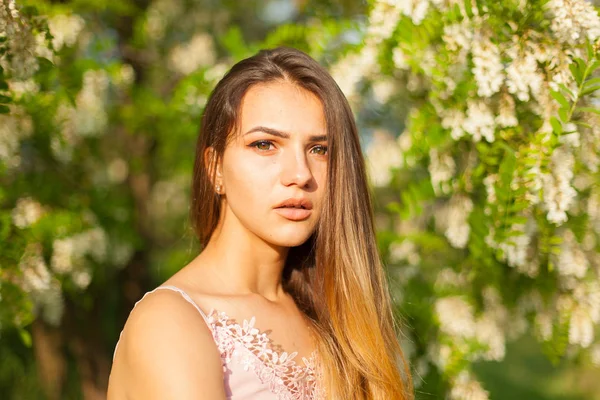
<box><xmin>113</xmin><ymin>285</ymin><xmax>324</xmax><ymax>399</ymax></box>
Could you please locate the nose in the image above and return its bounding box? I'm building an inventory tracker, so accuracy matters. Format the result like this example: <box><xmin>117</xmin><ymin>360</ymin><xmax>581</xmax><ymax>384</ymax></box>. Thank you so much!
<box><xmin>280</xmin><ymin>148</ymin><xmax>313</xmax><ymax>188</ymax></box>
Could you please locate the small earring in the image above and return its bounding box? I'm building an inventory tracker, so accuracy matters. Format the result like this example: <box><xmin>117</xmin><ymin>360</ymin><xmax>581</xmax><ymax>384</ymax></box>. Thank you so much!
<box><xmin>215</xmin><ymin>184</ymin><xmax>221</xmax><ymax>194</ymax></box>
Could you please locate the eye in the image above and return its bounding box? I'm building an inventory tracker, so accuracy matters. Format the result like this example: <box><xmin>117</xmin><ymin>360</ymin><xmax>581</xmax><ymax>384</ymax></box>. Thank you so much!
<box><xmin>250</xmin><ymin>140</ymin><xmax>275</xmax><ymax>151</ymax></box>
<box><xmin>310</xmin><ymin>145</ymin><xmax>328</xmax><ymax>156</ymax></box>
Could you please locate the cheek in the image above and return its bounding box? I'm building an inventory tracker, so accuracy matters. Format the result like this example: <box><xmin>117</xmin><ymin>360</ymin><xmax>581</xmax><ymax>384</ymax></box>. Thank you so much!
<box><xmin>223</xmin><ymin>155</ymin><xmax>278</xmax><ymax>204</ymax></box>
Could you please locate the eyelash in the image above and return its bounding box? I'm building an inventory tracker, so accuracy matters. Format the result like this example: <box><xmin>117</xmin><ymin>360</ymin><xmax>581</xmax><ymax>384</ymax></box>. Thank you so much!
<box><xmin>249</xmin><ymin>140</ymin><xmax>328</xmax><ymax>156</ymax></box>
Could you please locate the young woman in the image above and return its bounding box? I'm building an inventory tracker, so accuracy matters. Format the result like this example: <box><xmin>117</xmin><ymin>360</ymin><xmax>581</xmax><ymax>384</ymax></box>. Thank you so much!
<box><xmin>108</xmin><ymin>47</ymin><xmax>412</xmax><ymax>400</ymax></box>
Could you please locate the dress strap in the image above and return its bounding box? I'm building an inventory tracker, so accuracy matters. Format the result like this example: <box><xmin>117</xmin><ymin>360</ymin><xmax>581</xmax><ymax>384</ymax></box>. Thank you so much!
<box><xmin>154</xmin><ymin>285</ymin><xmax>211</xmax><ymax>321</ymax></box>
<box><xmin>112</xmin><ymin>285</ymin><xmax>211</xmax><ymax>361</ymax></box>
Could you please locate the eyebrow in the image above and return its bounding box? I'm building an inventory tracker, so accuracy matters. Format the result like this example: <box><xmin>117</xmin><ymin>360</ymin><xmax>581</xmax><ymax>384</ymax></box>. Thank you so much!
<box><xmin>244</xmin><ymin>126</ymin><xmax>327</xmax><ymax>142</ymax></box>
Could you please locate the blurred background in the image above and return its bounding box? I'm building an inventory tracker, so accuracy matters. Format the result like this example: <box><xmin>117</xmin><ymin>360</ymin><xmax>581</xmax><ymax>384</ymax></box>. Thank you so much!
<box><xmin>1</xmin><ymin>0</ymin><xmax>600</xmax><ymax>398</ymax></box>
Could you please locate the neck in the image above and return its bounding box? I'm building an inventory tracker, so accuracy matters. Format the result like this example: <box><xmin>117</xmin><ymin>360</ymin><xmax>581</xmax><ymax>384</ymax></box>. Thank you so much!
<box><xmin>198</xmin><ymin>204</ymin><xmax>290</xmax><ymax>302</ymax></box>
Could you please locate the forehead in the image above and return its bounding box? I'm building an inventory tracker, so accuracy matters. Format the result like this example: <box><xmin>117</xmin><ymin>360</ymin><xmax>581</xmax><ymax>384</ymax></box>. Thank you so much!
<box><xmin>236</xmin><ymin>81</ymin><xmax>326</xmax><ymax>137</ymax></box>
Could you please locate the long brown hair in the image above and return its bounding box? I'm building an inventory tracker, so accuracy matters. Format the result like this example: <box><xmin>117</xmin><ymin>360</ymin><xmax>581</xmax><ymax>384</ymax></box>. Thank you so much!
<box><xmin>190</xmin><ymin>47</ymin><xmax>412</xmax><ymax>400</ymax></box>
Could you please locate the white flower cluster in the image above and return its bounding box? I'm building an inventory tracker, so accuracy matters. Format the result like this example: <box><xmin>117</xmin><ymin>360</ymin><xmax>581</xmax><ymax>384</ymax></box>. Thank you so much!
<box><xmin>496</xmin><ymin>93</ymin><xmax>518</xmax><ymax>128</ymax></box>
<box><xmin>494</xmin><ymin>220</ymin><xmax>540</xmax><ymax>278</ymax></box>
<box><xmin>471</xmin><ymin>34</ymin><xmax>504</xmax><ymax>98</ymax></box>
<box><xmin>18</xmin><ymin>243</ymin><xmax>64</xmax><ymax>326</ymax></box>
<box><xmin>330</xmin><ymin>44</ymin><xmax>378</xmax><ymax>102</ymax></box>
<box><xmin>505</xmin><ymin>48</ymin><xmax>544</xmax><ymax>102</ymax></box>
<box><xmin>53</xmin><ymin>69</ymin><xmax>110</xmax><ymax>161</ymax></box>
<box><xmin>436</xmin><ymin>194</ymin><xmax>473</xmax><ymax>249</ymax></box>
<box><xmin>11</xmin><ymin>196</ymin><xmax>44</xmax><ymax>228</ymax></box>
<box><xmin>48</xmin><ymin>13</ymin><xmax>85</xmax><ymax>51</ymax></box>
<box><xmin>0</xmin><ymin>109</ymin><xmax>33</xmax><ymax>169</ymax></box>
<box><xmin>568</xmin><ymin>281</ymin><xmax>600</xmax><ymax>347</ymax></box>
<box><xmin>448</xmin><ymin>371</ymin><xmax>490</xmax><ymax>400</ymax></box>
<box><xmin>441</xmin><ymin>108</ymin><xmax>466</xmax><ymax>140</ymax></box>
<box><xmin>435</xmin><ymin>289</ymin><xmax>509</xmax><ymax>363</ymax></box>
<box><xmin>365</xmin><ymin>130</ymin><xmax>403</xmax><ymax>187</ymax></box>
<box><xmin>428</xmin><ymin>147</ymin><xmax>456</xmax><ymax>195</ymax></box>
<box><xmin>436</xmin><ymin>296</ymin><xmax>477</xmax><ymax>338</ymax></box>
<box><xmin>546</xmin><ymin>0</ymin><xmax>600</xmax><ymax>45</ymax></box>
<box><xmin>389</xmin><ymin>239</ymin><xmax>421</xmax><ymax>266</ymax></box>
<box><xmin>50</xmin><ymin>227</ymin><xmax>107</xmax><ymax>290</ymax></box>
<box><xmin>0</xmin><ymin>0</ymin><xmax>39</xmax><ymax>79</ymax></box>
<box><xmin>541</xmin><ymin>147</ymin><xmax>577</xmax><ymax>225</ymax></box>
<box><xmin>169</xmin><ymin>33</ymin><xmax>215</xmax><ymax>76</ymax></box>
<box><xmin>555</xmin><ymin>229</ymin><xmax>589</xmax><ymax>278</ymax></box>
<box><xmin>463</xmin><ymin>100</ymin><xmax>496</xmax><ymax>142</ymax></box>
<box><xmin>75</xmin><ymin>69</ymin><xmax>109</xmax><ymax>137</ymax></box>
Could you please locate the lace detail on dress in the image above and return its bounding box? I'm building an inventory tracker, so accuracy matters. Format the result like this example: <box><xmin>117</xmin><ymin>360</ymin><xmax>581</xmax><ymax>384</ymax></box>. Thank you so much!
<box><xmin>205</xmin><ymin>309</ymin><xmax>324</xmax><ymax>400</ymax></box>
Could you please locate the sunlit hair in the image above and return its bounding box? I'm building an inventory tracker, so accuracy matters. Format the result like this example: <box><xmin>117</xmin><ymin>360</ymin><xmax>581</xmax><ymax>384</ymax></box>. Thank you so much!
<box><xmin>190</xmin><ymin>47</ymin><xmax>413</xmax><ymax>400</ymax></box>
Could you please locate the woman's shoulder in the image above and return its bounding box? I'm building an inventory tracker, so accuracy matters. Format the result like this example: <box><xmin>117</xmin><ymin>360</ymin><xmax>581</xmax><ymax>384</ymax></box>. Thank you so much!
<box><xmin>108</xmin><ymin>287</ymin><xmax>225</xmax><ymax>399</ymax></box>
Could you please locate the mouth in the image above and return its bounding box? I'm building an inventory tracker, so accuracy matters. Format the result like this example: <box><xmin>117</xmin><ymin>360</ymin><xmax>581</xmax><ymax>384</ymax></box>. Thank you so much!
<box><xmin>273</xmin><ymin>197</ymin><xmax>313</xmax><ymax>221</ymax></box>
<box><xmin>274</xmin><ymin>206</ymin><xmax>312</xmax><ymax>221</ymax></box>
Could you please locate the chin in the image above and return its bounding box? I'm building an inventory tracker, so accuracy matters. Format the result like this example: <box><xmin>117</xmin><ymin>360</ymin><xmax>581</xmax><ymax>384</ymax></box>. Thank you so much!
<box><xmin>266</xmin><ymin>227</ymin><xmax>314</xmax><ymax>248</ymax></box>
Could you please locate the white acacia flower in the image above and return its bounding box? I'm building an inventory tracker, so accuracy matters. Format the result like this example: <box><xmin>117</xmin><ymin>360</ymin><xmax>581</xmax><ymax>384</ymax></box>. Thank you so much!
<box><xmin>427</xmin><ymin>342</ymin><xmax>453</xmax><ymax>371</ymax></box>
<box><xmin>368</xmin><ymin>1</ymin><xmax>403</xmax><ymax>41</ymax></box>
<box><xmin>389</xmin><ymin>240</ymin><xmax>421</xmax><ymax>266</ymax></box>
<box><xmin>441</xmin><ymin>109</ymin><xmax>466</xmax><ymax>140</ymax></box>
<box><xmin>0</xmin><ymin>111</ymin><xmax>33</xmax><ymax>169</ymax></box>
<box><xmin>428</xmin><ymin>148</ymin><xmax>456</xmax><ymax>196</ymax></box>
<box><xmin>19</xmin><ymin>244</ymin><xmax>51</xmax><ymax>293</ymax></box>
<box><xmin>75</xmin><ymin>69</ymin><xmax>109</xmax><ymax>137</ymax></box>
<box><xmin>569</xmin><ymin>306</ymin><xmax>594</xmax><ymax>347</ymax></box>
<box><xmin>36</xmin><ymin>280</ymin><xmax>64</xmax><ymax>326</ymax></box>
<box><xmin>506</xmin><ymin>51</ymin><xmax>544</xmax><ymax>102</ymax></box>
<box><xmin>48</xmin><ymin>13</ymin><xmax>85</xmax><ymax>50</ymax></box>
<box><xmin>449</xmin><ymin>371</ymin><xmax>489</xmax><ymax>400</ymax></box>
<box><xmin>535</xmin><ymin>312</ymin><xmax>554</xmax><ymax>341</ymax></box>
<box><xmin>435</xmin><ymin>296</ymin><xmax>476</xmax><ymax>338</ymax></box>
<box><xmin>365</xmin><ymin>130</ymin><xmax>403</xmax><ymax>187</ymax></box>
<box><xmin>542</xmin><ymin>147</ymin><xmax>577</xmax><ymax>225</ymax></box>
<box><xmin>330</xmin><ymin>44</ymin><xmax>378</xmax><ymax>101</ymax></box>
<box><xmin>72</xmin><ymin>269</ymin><xmax>92</xmax><ymax>290</ymax></box>
<box><xmin>547</xmin><ymin>0</ymin><xmax>600</xmax><ymax>45</ymax></box>
<box><xmin>496</xmin><ymin>93</ymin><xmax>518</xmax><ymax>128</ymax></box>
<box><xmin>11</xmin><ymin>197</ymin><xmax>43</xmax><ymax>228</ymax></box>
<box><xmin>443</xmin><ymin>23</ymin><xmax>473</xmax><ymax>52</ymax></box>
<box><xmin>437</xmin><ymin>195</ymin><xmax>473</xmax><ymax>249</ymax></box>
<box><xmin>169</xmin><ymin>33</ymin><xmax>215</xmax><ymax>75</ymax></box>
<box><xmin>471</xmin><ymin>35</ymin><xmax>504</xmax><ymax>98</ymax></box>
<box><xmin>555</xmin><ymin>229</ymin><xmax>589</xmax><ymax>278</ymax></box>
<box><xmin>463</xmin><ymin>100</ymin><xmax>496</xmax><ymax>143</ymax></box>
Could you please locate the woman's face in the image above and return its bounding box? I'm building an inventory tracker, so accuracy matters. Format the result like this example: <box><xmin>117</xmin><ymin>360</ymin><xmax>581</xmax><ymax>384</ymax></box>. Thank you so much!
<box><xmin>217</xmin><ymin>80</ymin><xmax>328</xmax><ymax>248</ymax></box>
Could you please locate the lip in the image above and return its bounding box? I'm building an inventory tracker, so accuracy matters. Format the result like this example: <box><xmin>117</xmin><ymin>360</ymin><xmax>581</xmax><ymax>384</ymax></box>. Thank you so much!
<box><xmin>274</xmin><ymin>197</ymin><xmax>313</xmax><ymax>210</ymax></box>
<box><xmin>274</xmin><ymin>207</ymin><xmax>313</xmax><ymax>221</ymax></box>
<box><xmin>273</xmin><ymin>197</ymin><xmax>313</xmax><ymax>221</ymax></box>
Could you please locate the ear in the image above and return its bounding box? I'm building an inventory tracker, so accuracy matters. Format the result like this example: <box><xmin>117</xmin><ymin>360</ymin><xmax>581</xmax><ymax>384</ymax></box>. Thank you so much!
<box><xmin>204</xmin><ymin>147</ymin><xmax>223</xmax><ymax>191</ymax></box>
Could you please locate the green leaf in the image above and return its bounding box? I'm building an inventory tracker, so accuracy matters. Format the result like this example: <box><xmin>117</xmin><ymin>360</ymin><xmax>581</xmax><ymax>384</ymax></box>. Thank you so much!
<box><xmin>0</xmin><ymin>80</ymin><xmax>8</xmax><ymax>90</ymax></box>
<box><xmin>569</xmin><ymin>62</ymin><xmax>583</xmax><ymax>85</ymax></box>
<box><xmin>586</xmin><ymin>41</ymin><xmax>594</xmax><ymax>62</ymax></box>
<box><xmin>550</xmin><ymin>90</ymin><xmax>570</xmax><ymax>109</ymax></box>
<box><xmin>550</xmin><ymin>117</ymin><xmax>562</xmax><ymax>134</ymax></box>
<box><xmin>0</xmin><ymin>94</ymin><xmax>12</xmax><ymax>103</ymax></box>
<box><xmin>558</xmin><ymin>83</ymin><xmax>575</xmax><ymax>100</ymax></box>
<box><xmin>580</xmin><ymin>84</ymin><xmax>600</xmax><ymax>96</ymax></box>
<box><xmin>558</xmin><ymin>108</ymin><xmax>568</xmax><ymax>123</ymax></box>
<box><xmin>583</xmin><ymin>77</ymin><xmax>600</xmax><ymax>89</ymax></box>
<box><xmin>576</xmin><ymin>107</ymin><xmax>600</xmax><ymax>115</ymax></box>
<box><xmin>464</xmin><ymin>0</ymin><xmax>474</xmax><ymax>17</ymax></box>
<box><xmin>0</xmin><ymin>104</ymin><xmax>9</xmax><ymax>114</ymax></box>
<box><xmin>19</xmin><ymin>329</ymin><xmax>32</xmax><ymax>348</ymax></box>
<box><xmin>574</xmin><ymin>121</ymin><xmax>592</xmax><ymax>129</ymax></box>
<box><xmin>575</xmin><ymin>58</ymin><xmax>587</xmax><ymax>79</ymax></box>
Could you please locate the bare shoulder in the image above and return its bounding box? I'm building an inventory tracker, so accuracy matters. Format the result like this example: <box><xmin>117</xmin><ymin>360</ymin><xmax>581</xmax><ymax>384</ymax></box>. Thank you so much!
<box><xmin>107</xmin><ymin>289</ymin><xmax>225</xmax><ymax>400</ymax></box>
